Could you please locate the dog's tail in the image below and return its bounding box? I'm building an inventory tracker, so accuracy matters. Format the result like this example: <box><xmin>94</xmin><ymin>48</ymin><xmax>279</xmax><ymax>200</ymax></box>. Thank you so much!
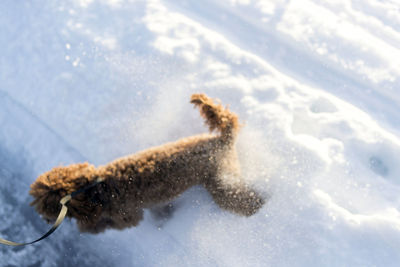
<box><xmin>191</xmin><ymin>93</ymin><xmax>240</xmax><ymax>141</ymax></box>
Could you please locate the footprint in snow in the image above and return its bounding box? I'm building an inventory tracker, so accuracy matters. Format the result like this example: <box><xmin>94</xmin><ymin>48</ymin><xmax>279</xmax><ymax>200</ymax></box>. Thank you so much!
<box><xmin>369</xmin><ymin>156</ymin><xmax>389</xmax><ymax>177</ymax></box>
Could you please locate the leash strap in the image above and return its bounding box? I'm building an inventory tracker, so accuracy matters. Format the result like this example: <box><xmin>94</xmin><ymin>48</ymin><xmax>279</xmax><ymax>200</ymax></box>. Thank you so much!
<box><xmin>0</xmin><ymin>177</ymin><xmax>104</xmax><ymax>246</ymax></box>
<box><xmin>0</xmin><ymin>194</ymin><xmax>71</xmax><ymax>246</ymax></box>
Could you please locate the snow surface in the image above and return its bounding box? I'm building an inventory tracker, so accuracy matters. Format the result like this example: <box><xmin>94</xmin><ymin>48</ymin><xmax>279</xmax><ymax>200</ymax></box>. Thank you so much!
<box><xmin>1</xmin><ymin>0</ymin><xmax>400</xmax><ymax>266</ymax></box>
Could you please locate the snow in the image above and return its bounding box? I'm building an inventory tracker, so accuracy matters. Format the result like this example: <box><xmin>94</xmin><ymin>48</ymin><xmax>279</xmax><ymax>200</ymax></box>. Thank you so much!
<box><xmin>1</xmin><ymin>0</ymin><xmax>400</xmax><ymax>266</ymax></box>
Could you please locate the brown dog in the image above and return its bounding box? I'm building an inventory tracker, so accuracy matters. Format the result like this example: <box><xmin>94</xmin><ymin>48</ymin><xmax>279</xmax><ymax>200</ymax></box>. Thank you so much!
<box><xmin>30</xmin><ymin>93</ymin><xmax>265</xmax><ymax>233</ymax></box>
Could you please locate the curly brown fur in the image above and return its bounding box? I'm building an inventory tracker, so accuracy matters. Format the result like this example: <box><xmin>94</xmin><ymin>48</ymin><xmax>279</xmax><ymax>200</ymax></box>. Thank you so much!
<box><xmin>30</xmin><ymin>93</ymin><xmax>265</xmax><ymax>233</ymax></box>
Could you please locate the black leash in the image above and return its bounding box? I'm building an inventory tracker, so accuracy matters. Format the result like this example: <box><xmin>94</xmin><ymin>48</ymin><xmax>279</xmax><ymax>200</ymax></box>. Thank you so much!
<box><xmin>0</xmin><ymin>195</ymin><xmax>71</xmax><ymax>246</ymax></box>
<box><xmin>0</xmin><ymin>178</ymin><xmax>104</xmax><ymax>246</ymax></box>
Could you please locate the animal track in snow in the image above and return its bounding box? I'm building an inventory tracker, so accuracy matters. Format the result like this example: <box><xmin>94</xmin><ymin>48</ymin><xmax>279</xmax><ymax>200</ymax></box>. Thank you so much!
<box><xmin>369</xmin><ymin>156</ymin><xmax>389</xmax><ymax>177</ymax></box>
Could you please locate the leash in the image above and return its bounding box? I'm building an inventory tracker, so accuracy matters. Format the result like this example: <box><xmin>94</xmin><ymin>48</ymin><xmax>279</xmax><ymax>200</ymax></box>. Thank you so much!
<box><xmin>0</xmin><ymin>178</ymin><xmax>104</xmax><ymax>246</ymax></box>
<box><xmin>0</xmin><ymin>194</ymin><xmax>71</xmax><ymax>246</ymax></box>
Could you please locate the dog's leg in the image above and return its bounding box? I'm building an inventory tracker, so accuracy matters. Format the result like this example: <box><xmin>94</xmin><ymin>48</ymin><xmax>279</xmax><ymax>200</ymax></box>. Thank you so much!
<box><xmin>77</xmin><ymin>208</ymin><xmax>144</xmax><ymax>233</ymax></box>
<box><xmin>204</xmin><ymin>177</ymin><xmax>265</xmax><ymax>216</ymax></box>
<box><xmin>149</xmin><ymin>201</ymin><xmax>180</xmax><ymax>228</ymax></box>
<box><xmin>109</xmin><ymin>207</ymin><xmax>144</xmax><ymax>231</ymax></box>
<box><xmin>150</xmin><ymin>202</ymin><xmax>176</xmax><ymax>221</ymax></box>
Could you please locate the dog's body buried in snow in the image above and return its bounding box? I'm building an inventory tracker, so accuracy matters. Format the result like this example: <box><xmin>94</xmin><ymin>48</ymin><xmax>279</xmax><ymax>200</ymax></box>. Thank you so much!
<box><xmin>30</xmin><ymin>93</ymin><xmax>265</xmax><ymax>233</ymax></box>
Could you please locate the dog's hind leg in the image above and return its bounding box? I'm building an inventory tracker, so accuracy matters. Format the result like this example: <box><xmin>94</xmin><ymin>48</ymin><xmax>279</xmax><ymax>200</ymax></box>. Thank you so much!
<box><xmin>204</xmin><ymin>176</ymin><xmax>265</xmax><ymax>216</ymax></box>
